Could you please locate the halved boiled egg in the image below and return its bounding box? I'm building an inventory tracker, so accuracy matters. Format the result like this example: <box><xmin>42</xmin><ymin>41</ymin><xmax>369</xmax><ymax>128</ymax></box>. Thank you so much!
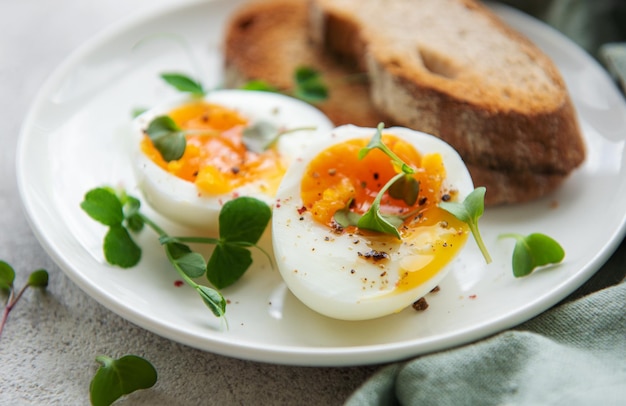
<box><xmin>132</xmin><ymin>90</ymin><xmax>334</xmax><ymax>231</ymax></box>
<box><xmin>272</xmin><ymin>125</ymin><xmax>475</xmax><ymax>320</ymax></box>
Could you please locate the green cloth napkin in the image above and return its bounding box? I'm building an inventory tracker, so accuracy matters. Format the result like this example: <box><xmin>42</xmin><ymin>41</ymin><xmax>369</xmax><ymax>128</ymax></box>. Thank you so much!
<box><xmin>344</xmin><ymin>3</ymin><xmax>626</xmax><ymax>404</ymax></box>
<box><xmin>346</xmin><ymin>280</ymin><xmax>626</xmax><ymax>405</ymax></box>
<box><xmin>347</xmin><ymin>3</ymin><xmax>626</xmax><ymax>404</ymax></box>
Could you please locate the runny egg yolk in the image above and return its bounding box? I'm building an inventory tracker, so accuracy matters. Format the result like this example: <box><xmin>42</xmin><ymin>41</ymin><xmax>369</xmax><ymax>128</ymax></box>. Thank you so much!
<box><xmin>300</xmin><ymin>134</ymin><xmax>469</xmax><ymax>292</ymax></box>
<box><xmin>140</xmin><ymin>101</ymin><xmax>286</xmax><ymax>196</ymax></box>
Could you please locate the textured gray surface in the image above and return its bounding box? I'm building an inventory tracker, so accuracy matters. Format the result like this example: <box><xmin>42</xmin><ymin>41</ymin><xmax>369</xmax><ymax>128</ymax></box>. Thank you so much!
<box><xmin>2</xmin><ymin>1</ymin><xmax>625</xmax><ymax>405</ymax></box>
<box><xmin>0</xmin><ymin>1</ymin><xmax>380</xmax><ymax>404</ymax></box>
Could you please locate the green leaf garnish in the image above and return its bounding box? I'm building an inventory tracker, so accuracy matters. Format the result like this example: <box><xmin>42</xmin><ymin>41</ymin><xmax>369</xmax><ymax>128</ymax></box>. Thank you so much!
<box><xmin>240</xmin><ymin>66</ymin><xmax>329</xmax><ymax>103</ymax></box>
<box><xmin>145</xmin><ymin>116</ymin><xmax>187</xmax><ymax>162</ymax></box>
<box><xmin>81</xmin><ymin>187</ymin><xmax>272</xmax><ymax>320</ymax></box>
<box><xmin>90</xmin><ymin>354</ymin><xmax>157</xmax><ymax>406</ymax></box>
<box><xmin>388</xmin><ymin>175</ymin><xmax>419</xmax><ymax>206</ymax></box>
<box><xmin>160</xmin><ymin>72</ymin><xmax>205</xmax><ymax>96</ymax></box>
<box><xmin>239</xmin><ymin>80</ymin><xmax>279</xmax><ymax>93</ymax></box>
<box><xmin>206</xmin><ymin>244</ymin><xmax>253</xmax><ymax>289</ymax></box>
<box><xmin>80</xmin><ymin>188</ymin><xmax>125</xmax><ymax>227</ymax></box>
<box><xmin>356</xmin><ymin>172</ymin><xmax>405</xmax><ymax>239</ymax></box>
<box><xmin>499</xmin><ymin>233</ymin><xmax>565</xmax><ymax>277</ymax></box>
<box><xmin>359</xmin><ymin>123</ymin><xmax>414</xmax><ymax>175</ymax></box>
<box><xmin>217</xmin><ymin>196</ymin><xmax>272</xmax><ymax>244</ymax></box>
<box><xmin>242</xmin><ymin>120</ymin><xmax>278</xmax><ymax>153</ymax></box>
<box><xmin>0</xmin><ymin>261</ymin><xmax>48</xmax><ymax>340</ymax></box>
<box><xmin>104</xmin><ymin>225</ymin><xmax>142</xmax><ymax>268</ymax></box>
<box><xmin>0</xmin><ymin>260</ymin><xmax>15</xmax><ymax>292</ymax></box>
<box><xmin>27</xmin><ymin>269</ymin><xmax>49</xmax><ymax>288</ymax></box>
<box><xmin>164</xmin><ymin>242</ymin><xmax>206</xmax><ymax>279</ymax></box>
<box><xmin>439</xmin><ymin>186</ymin><xmax>492</xmax><ymax>263</ymax></box>
<box><xmin>337</xmin><ymin>123</ymin><xmax>417</xmax><ymax>239</ymax></box>
<box><xmin>205</xmin><ymin>197</ymin><xmax>272</xmax><ymax>288</ymax></box>
<box><xmin>132</xmin><ymin>107</ymin><xmax>148</xmax><ymax>118</ymax></box>
<box><xmin>242</xmin><ymin>120</ymin><xmax>318</xmax><ymax>153</ymax></box>
<box><xmin>196</xmin><ymin>285</ymin><xmax>227</xmax><ymax>318</ymax></box>
<box><xmin>333</xmin><ymin>199</ymin><xmax>362</xmax><ymax>228</ymax></box>
<box><xmin>294</xmin><ymin>66</ymin><xmax>328</xmax><ymax>103</ymax></box>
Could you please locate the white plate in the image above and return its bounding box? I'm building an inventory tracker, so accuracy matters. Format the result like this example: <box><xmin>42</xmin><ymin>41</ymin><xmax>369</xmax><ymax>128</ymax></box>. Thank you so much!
<box><xmin>16</xmin><ymin>0</ymin><xmax>626</xmax><ymax>366</ymax></box>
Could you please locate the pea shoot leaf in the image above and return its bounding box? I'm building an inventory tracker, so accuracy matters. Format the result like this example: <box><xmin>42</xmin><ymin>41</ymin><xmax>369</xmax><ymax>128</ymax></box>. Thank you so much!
<box><xmin>164</xmin><ymin>242</ymin><xmax>206</xmax><ymax>279</ymax></box>
<box><xmin>122</xmin><ymin>195</ymin><xmax>144</xmax><ymax>232</ymax></box>
<box><xmin>27</xmin><ymin>269</ymin><xmax>49</xmax><ymax>288</ymax></box>
<box><xmin>388</xmin><ymin>176</ymin><xmax>419</xmax><ymax>206</ymax></box>
<box><xmin>145</xmin><ymin>116</ymin><xmax>187</xmax><ymax>162</ymax></box>
<box><xmin>103</xmin><ymin>225</ymin><xmax>142</xmax><ymax>268</ymax></box>
<box><xmin>160</xmin><ymin>72</ymin><xmax>205</xmax><ymax>96</ymax></box>
<box><xmin>0</xmin><ymin>260</ymin><xmax>15</xmax><ymax>291</ymax></box>
<box><xmin>90</xmin><ymin>355</ymin><xmax>157</xmax><ymax>406</ymax></box>
<box><xmin>242</xmin><ymin>122</ymin><xmax>318</xmax><ymax>153</ymax></box>
<box><xmin>240</xmin><ymin>80</ymin><xmax>279</xmax><ymax>93</ymax></box>
<box><xmin>240</xmin><ymin>67</ymin><xmax>328</xmax><ymax>103</ymax></box>
<box><xmin>132</xmin><ymin>107</ymin><xmax>148</xmax><ymax>118</ymax></box>
<box><xmin>204</xmin><ymin>197</ymin><xmax>271</xmax><ymax>289</ymax></box>
<box><xmin>293</xmin><ymin>66</ymin><xmax>328</xmax><ymax>103</ymax></box>
<box><xmin>333</xmin><ymin>199</ymin><xmax>362</xmax><ymax>228</ymax></box>
<box><xmin>81</xmin><ymin>187</ymin><xmax>272</xmax><ymax>320</ymax></box>
<box><xmin>242</xmin><ymin>120</ymin><xmax>279</xmax><ymax>153</ymax></box>
<box><xmin>0</xmin><ymin>262</ymin><xmax>49</xmax><ymax>340</ymax></box>
<box><xmin>196</xmin><ymin>285</ymin><xmax>227</xmax><ymax>317</ymax></box>
<box><xmin>350</xmin><ymin>125</ymin><xmax>419</xmax><ymax>239</ymax></box>
<box><xmin>218</xmin><ymin>197</ymin><xmax>272</xmax><ymax>244</ymax></box>
<box><xmin>439</xmin><ymin>186</ymin><xmax>492</xmax><ymax>263</ymax></box>
<box><xmin>80</xmin><ymin>188</ymin><xmax>124</xmax><ymax>227</ymax></box>
<box><xmin>500</xmin><ymin>233</ymin><xmax>565</xmax><ymax>277</ymax></box>
<box><xmin>357</xmin><ymin>203</ymin><xmax>402</xmax><ymax>239</ymax></box>
<box><xmin>359</xmin><ymin>124</ymin><xmax>384</xmax><ymax>160</ymax></box>
<box><xmin>358</xmin><ymin>123</ymin><xmax>414</xmax><ymax>174</ymax></box>
<box><xmin>206</xmin><ymin>244</ymin><xmax>253</xmax><ymax>289</ymax></box>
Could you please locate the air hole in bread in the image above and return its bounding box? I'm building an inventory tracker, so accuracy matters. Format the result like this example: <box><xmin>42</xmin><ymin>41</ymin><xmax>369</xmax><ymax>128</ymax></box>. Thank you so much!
<box><xmin>418</xmin><ymin>47</ymin><xmax>459</xmax><ymax>79</ymax></box>
<box><xmin>237</xmin><ymin>16</ymin><xmax>255</xmax><ymax>30</ymax></box>
<box><xmin>389</xmin><ymin>59</ymin><xmax>402</xmax><ymax>68</ymax></box>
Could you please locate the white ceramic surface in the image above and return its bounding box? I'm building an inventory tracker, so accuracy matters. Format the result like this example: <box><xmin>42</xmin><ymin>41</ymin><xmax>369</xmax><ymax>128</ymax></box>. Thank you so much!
<box><xmin>16</xmin><ymin>0</ymin><xmax>626</xmax><ymax>366</ymax></box>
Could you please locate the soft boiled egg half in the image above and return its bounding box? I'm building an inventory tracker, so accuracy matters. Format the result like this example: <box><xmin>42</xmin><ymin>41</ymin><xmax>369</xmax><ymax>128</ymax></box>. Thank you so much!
<box><xmin>272</xmin><ymin>125</ymin><xmax>475</xmax><ymax>320</ymax></box>
<box><xmin>132</xmin><ymin>90</ymin><xmax>334</xmax><ymax>231</ymax></box>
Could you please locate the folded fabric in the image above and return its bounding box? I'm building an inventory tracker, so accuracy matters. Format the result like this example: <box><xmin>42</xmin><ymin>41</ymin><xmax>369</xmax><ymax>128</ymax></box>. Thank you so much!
<box><xmin>346</xmin><ymin>280</ymin><xmax>626</xmax><ymax>406</ymax></box>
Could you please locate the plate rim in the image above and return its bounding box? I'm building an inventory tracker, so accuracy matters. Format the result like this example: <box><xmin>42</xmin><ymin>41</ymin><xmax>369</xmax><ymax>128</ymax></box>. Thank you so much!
<box><xmin>15</xmin><ymin>0</ymin><xmax>626</xmax><ymax>366</ymax></box>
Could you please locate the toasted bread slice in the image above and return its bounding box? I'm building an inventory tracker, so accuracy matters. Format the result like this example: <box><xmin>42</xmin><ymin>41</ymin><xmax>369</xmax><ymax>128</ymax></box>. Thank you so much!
<box><xmin>309</xmin><ymin>0</ymin><xmax>586</xmax><ymax>205</ymax></box>
<box><xmin>222</xmin><ymin>0</ymin><xmax>389</xmax><ymax>127</ymax></box>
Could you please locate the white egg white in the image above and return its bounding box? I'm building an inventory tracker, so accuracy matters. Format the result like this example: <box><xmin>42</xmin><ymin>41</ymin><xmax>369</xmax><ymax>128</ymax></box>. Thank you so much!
<box><xmin>132</xmin><ymin>90</ymin><xmax>334</xmax><ymax>232</ymax></box>
<box><xmin>272</xmin><ymin>125</ymin><xmax>475</xmax><ymax>320</ymax></box>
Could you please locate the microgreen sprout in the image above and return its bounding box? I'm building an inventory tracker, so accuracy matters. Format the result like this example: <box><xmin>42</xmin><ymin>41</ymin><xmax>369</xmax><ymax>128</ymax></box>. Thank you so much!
<box><xmin>90</xmin><ymin>354</ymin><xmax>157</xmax><ymax>406</ymax></box>
<box><xmin>293</xmin><ymin>66</ymin><xmax>329</xmax><ymax>103</ymax></box>
<box><xmin>144</xmin><ymin>115</ymin><xmax>316</xmax><ymax>161</ymax></box>
<box><xmin>333</xmin><ymin>123</ymin><xmax>418</xmax><ymax>239</ymax></box>
<box><xmin>242</xmin><ymin>120</ymin><xmax>317</xmax><ymax>153</ymax></box>
<box><xmin>439</xmin><ymin>187</ymin><xmax>492</xmax><ymax>264</ymax></box>
<box><xmin>80</xmin><ymin>187</ymin><xmax>272</xmax><ymax>319</ymax></box>
<box><xmin>499</xmin><ymin>232</ymin><xmax>565</xmax><ymax>277</ymax></box>
<box><xmin>160</xmin><ymin>72</ymin><xmax>206</xmax><ymax>97</ymax></box>
<box><xmin>143</xmin><ymin>115</ymin><xmax>189</xmax><ymax>162</ymax></box>
<box><xmin>356</xmin><ymin>171</ymin><xmax>408</xmax><ymax>239</ymax></box>
<box><xmin>0</xmin><ymin>260</ymin><xmax>48</xmax><ymax>340</ymax></box>
<box><xmin>240</xmin><ymin>80</ymin><xmax>280</xmax><ymax>93</ymax></box>
<box><xmin>131</xmin><ymin>107</ymin><xmax>147</xmax><ymax>118</ymax></box>
<box><xmin>241</xmin><ymin>66</ymin><xmax>329</xmax><ymax>104</ymax></box>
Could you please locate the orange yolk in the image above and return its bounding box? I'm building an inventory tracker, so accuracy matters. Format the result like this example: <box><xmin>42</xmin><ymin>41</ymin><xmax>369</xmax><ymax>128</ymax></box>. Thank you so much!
<box><xmin>300</xmin><ymin>135</ymin><xmax>469</xmax><ymax>291</ymax></box>
<box><xmin>140</xmin><ymin>101</ymin><xmax>286</xmax><ymax>196</ymax></box>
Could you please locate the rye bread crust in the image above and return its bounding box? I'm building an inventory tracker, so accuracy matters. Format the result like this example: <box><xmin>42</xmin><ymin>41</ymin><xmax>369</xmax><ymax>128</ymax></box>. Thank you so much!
<box><xmin>223</xmin><ymin>0</ymin><xmax>586</xmax><ymax>205</ymax></box>
<box><xmin>309</xmin><ymin>0</ymin><xmax>586</xmax><ymax>204</ymax></box>
<box><xmin>222</xmin><ymin>0</ymin><xmax>390</xmax><ymax>127</ymax></box>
